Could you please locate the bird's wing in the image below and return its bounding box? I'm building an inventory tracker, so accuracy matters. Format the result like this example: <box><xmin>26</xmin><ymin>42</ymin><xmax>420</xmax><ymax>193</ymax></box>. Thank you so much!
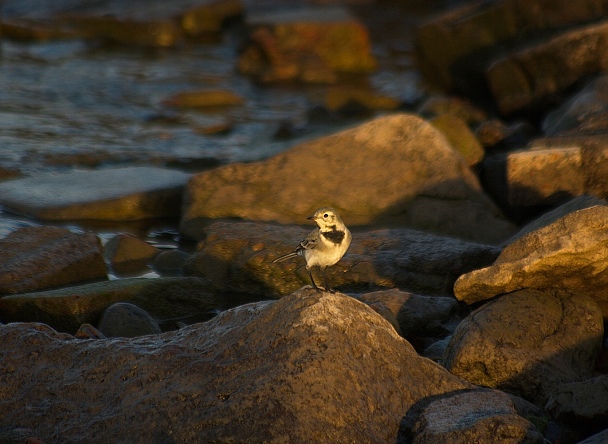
<box><xmin>296</xmin><ymin>228</ymin><xmax>319</xmax><ymax>252</ymax></box>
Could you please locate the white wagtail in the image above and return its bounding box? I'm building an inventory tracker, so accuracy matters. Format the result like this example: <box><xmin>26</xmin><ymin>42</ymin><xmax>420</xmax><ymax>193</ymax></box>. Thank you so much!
<box><xmin>273</xmin><ymin>207</ymin><xmax>351</xmax><ymax>293</ymax></box>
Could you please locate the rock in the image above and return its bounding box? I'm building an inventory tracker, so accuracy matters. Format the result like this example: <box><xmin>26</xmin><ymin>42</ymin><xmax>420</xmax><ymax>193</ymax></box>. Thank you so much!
<box><xmin>184</xmin><ymin>221</ymin><xmax>501</xmax><ymax>298</ymax></box>
<box><xmin>444</xmin><ymin>288</ymin><xmax>603</xmax><ymax>405</ymax></box>
<box><xmin>422</xmin><ymin>336</ymin><xmax>451</xmax><ymax>363</ymax></box>
<box><xmin>152</xmin><ymin>249</ymin><xmax>190</xmax><ymax>275</ymax></box>
<box><xmin>357</xmin><ymin>289</ymin><xmax>460</xmax><ymax>339</ymax></box>
<box><xmin>542</xmin><ymin>75</ymin><xmax>608</xmax><ymax>136</ymax></box>
<box><xmin>180</xmin><ymin>0</ymin><xmax>243</xmax><ymax>37</ymax></box>
<box><xmin>0</xmin><ymin>426</ymin><xmax>46</xmax><ymax>444</ymax></box>
<box><xmin>0</xmin><ymin>226</ymin><xmax>106</xmax><ymax>295</ymax></box>
<box><xmin>416</xmin><ymin>0</ymin><xmax>608</xmax><ymax>93</ymax></box>
<box><xmin>322</xmin><ymin>86</ymin><xmax>402</xmax><ymax>112</ymax></box>
<box><xmin>74</xmin><ymin>323</ymin><xmax>105</xmax><ymax>339</ymax></box>
<box><xmin>162</xmin><ymin>89</ymin><xmax>245</xmax><ymax>108</ymax></box>
<box><xmin>545</xmin><ymin>374</ymin><xmax>608</xmax><ymax>425</ymax></box>
<box><xmin>104</xmin><ymin>234</ymin><xmax>159</xmax><ymax>267</ymax></box>
<box><xmin>475</xmin><ymin>119</ymin><xmax>535</xmax><ymax>150</ymax></box>
<box><xmin>0</xmin><ymin>290</ymin><xmax>475</xmax><ymax>442</ymax></box>
<box><xmin>397</xmin><ymin>388</ymin><xmax>545</xmax><ymax>444</ymax></box>
<box><xmin>97</xmin><ymin>302</ymin><xmax>161</xmax><ymax>338</ymax></box>
<box><xmin>0</xmin><ymin>167</ymin><xmax>191</xmax><ymax>221</ymax></box>
<box><xmin>453</xmin><ymin>205</ymin><xmax>608</xmax><ymax>319</ymax></box>
<box><xmin>486</xmin><ymin>20</ymin><xmax>608</xmax><ymax>114</ymax></box>
<box><xmin>578</xmin><ymin>428</ymin><xmax>608</xmax><ymax>444</ymax></box>
<box><xmin>0</xmin><ymin>277</ymin><xmax>215</xmax><ymax>334</ymax></box>
<box><xmin>181</xmin><ymin>114</ymin><xmax>516</xmax><ymax>244</ymax></box>
<box><xmin>430</xmin><ymin>113</ymin><xmax>485</xmax><ymax>166</ymax></box>
<box><xmin>417</xmin><ymin>95</ymin><xmax>487</xmax><ymax>125</ymax></box>
<box><xmin>237</xmin><ymin>6</ymin><xmax>376</xmax><ymax>83</ymax></box>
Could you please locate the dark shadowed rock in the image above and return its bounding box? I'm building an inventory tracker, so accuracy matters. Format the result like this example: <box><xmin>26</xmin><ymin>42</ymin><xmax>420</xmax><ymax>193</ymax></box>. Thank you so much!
<box><xmin>0</xmin><ymin>167</ymin><xmax>191</xmax><ymax>221</ymax></box>
<box><xmin>545</xmin><ymin>374</ymin><xmax>608</xmax><ymax>426</ymax></box>
<box><xmin>454</xmin><ymin>205</ymin><xmax>608</xmax><ymax>319</ymax></box>
<box><xmin>0</xmin><ymin>277</ymin><xmax>215</xmax><ymax>334</ymax></box>
<box><xmin>97</xmin><ymin>302</ymin><xmax>161</xmax><ymax>338</ymax></box>
<box><xmin>444</xmin><ymin>288</ymin><xmax>603</xmax><ymax>405</ymax></box>
<box><xmin>181</xmin><ymin>114</ymin><xmax>515</xmax><ymax>244</ymax></box>
<box><xmin>397</xmin><ymin>389</ymin><xmax>545</xmax><ymax>444</ymax></box>
<box><xmin>0</xmin><ymin>226</ymin><xmax>106</xmax><ymax>294</ymax></box>
<box><xmin>180</xmin><ymin>0</ymin><xmax>243</xmax><ymax>37</ymax></box>
<box><xmin>183</xmin><ymin>221</ymin><xmax>501</xmax><ymax>298</ymax></box>
<box><xmin>578</xmin><ymin>428</ymin><xmax>608</xmax><ymax>444</ymax></box>
<box><xmin>0</xmin><ymin>290</ymin><xmax>474</xmax><ymax>443</ymax></box>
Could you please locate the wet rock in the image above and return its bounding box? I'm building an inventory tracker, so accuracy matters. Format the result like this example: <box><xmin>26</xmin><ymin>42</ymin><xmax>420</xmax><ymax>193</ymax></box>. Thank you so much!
<box><xmin>180</xmin><ymin>0</ymin><xmax>243</xmax><ymax>37</ymax></box>
<box><xmin>152</xmin><ymin>249</ymin><xmax>190</xmax><ymax>275</ymax></box>
<box><xmin>416</xmin><ymin>0</ymin><xmax>608</xmax><ymax>93</ymax></box>
<box><xmin>0</xmin><ymin>277</ymin><xmax>215</xmax><ymax>334</ymax></box>
<box><xmin>454</xmin><ymin>205</ymin><xmax>608</xmax><ymax>319</ymax></box>
<box><xmin>181</xmin><ymin>114</ymin><xmax>516</xmax><ymax>244</ymax></box>
<box><xmin>237</xmin><ymin>6</ymin><xmax>376</xmax><ymax>83</ymax></box>
<box><xmin>162</xmin><ymin>89</ymin><xmax>245</xmax><ymax>108</ymax></box>
<box><xmin>0</xmin><ymin>226</ymin><xmax>106</xmax><ymax>295</ymax></box>
<box><xmin>184</xmin><ymin>221</ymin><xmax>500</xmax><ymax>298</ymax></box>
<box><xmin>545</xmin><ymin>374</ymin><xmax>608</xmax><ymax>425</ymax></box>
<box><xmin>397</xmin><ymin>388</ymin><xmax>545</xmax><ymax>444</ymax></box>
<box><xmin>97</xmin><ymin>302</ymin><xmax>161</xmax><ymax>338</ymax></box>
<box><xmin>430</xmin><ymin>113</ymin><xmax>484</xmax><ymax>166</ymax></box>
<box><xmin>0</xmin><ymin>167</ymin><xmax>191</xmax><ymax>221</ymax></box>
<box><xmin>357</xmin><ymin>289</ymin><xmax>459</xmax><ymax>339</ymax></box>
<box><xmin>487</xmin><ymin>20</ymin><xmax>608</xmax><ymax>114</ymax></box>
<box><xmin>0</xmin><ymin>290</ymin><xmax>474</xmax><ymax>442</ymax></box>
<box><xmin>104</xmin><ymin>234</ymin><xmax>159</xmax><ymax>268</ymax></box>
<box><xmin>444</xmin><ymin>288</ymin><xmax>603</xmax><ymax>405</ymax></box>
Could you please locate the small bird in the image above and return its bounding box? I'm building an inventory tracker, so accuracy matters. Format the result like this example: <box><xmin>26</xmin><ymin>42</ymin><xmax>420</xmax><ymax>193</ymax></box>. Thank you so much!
<box><xmin>273</xmin><ymin>207</ymin><xmax>351</xmax><ymax>293</ymax></box>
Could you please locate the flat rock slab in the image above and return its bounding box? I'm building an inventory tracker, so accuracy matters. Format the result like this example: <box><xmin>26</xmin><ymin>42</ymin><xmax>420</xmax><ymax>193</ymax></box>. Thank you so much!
<box><xmin>454</xmin><ymin>205</ymin><xmax>608</xmax><ymax>319</ymax></box>
<box><xmin>0</xmin><ymin>226</ymin><xmax>107</xmax><ymax>294</ymax></box>
<box><xmin>0</xmin><ymin>167</ymin><xmax>191</xmax><ymax>221</ymax></box>
<box><xmin>181</xmin><ymin>114</ymin><xmax>515</xmax><ymax>244</ymax></box>
<box><xmin>0</xmin><ymin>277</ymin><xmax>215</xmax><ymax>334</ymax></box>
<box><xmin>0</xmin><ymin>290</ymin><xmax>476</xmax><ymax>443</ymax></box>
<box><xmin>184</xmin><ymin>221</ymin><xmax>501</xmax><ymax>298</ymax></box>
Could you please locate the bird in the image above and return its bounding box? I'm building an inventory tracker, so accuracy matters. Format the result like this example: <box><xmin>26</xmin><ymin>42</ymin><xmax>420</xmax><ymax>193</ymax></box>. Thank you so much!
<box><xmin>273</xmin><ymin>207</ymin><xmax>351</xmax><ymax>293</ymax></box>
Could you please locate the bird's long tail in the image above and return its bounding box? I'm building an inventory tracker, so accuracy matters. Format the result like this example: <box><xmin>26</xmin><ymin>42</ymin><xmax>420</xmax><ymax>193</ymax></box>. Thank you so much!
<box><xmin>272</xmin><ymin>252</ymin><xmax>299</xmax><ymax>263</ymax></box>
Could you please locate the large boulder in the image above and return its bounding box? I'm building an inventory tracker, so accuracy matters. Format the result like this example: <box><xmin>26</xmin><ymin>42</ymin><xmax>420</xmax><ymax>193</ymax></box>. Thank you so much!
<box><xmin>0</xmin><ymin>226</ymin><xmax>106</xmax><ymax>294</ymax></box>
<box><xmin>545</xmin><ymin>374</ymin><xmax>608</xmax><ymax>425</ymax></box>
<box><xmin>0</xmin><ymin>167</ymin><xmax>191</xmax><ymax>221</ymax></box>
<box><xmin>0</xmin><ymin>290</ymin><xmax>477</xmax><ymax>442</ymax></box>
<box><xmin>0</xmin><ymin>277</ymin><xmax>215</xmax><ymax>334</ymax></box>
<box><xmin>181</xmin><ymin>114</ymin><xmax>515</xmax><ymax>244</ymax></box>
<box><xmin>454</xmin><ymin>205</ymin><xmax>608</xmax><ymax>319</ymax></box>
<box><xmin>184</xmin><ymin>221</ymin><xmax>501</xmax><ymax>298</ymax></box>
<box><xmin>444</xmin><ymin>288</ymin><xmax>604</xmax><ymax>406</ymax></box>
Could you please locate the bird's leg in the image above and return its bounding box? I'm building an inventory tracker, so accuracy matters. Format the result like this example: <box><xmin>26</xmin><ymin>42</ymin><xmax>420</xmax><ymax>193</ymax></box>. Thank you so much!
<box><xmin>306</xmin><ymin>267</ymin><xmax>321</xmax><ymax>292</ymax></box>
<box><xmin>321</xmin><ymin>268</ymin><xmax>334</xmax><ymax>293</ymax></box>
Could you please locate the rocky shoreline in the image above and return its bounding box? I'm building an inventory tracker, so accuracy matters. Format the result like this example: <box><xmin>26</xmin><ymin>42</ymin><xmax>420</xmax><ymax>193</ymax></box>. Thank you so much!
<box><xmin>2</xmin><ymin>0</ymin><xmax>608</xmax><ymax>443</ymax></box>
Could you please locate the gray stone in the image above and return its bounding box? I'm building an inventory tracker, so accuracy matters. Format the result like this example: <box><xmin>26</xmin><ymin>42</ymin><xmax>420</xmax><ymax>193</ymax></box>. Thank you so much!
<box><xmin>180</xmin><ymin>114</ymin><xmax>516</xmax><ymax>245</ymax></box>
<box><xmin>545</xmin><ymin>374</ymin><xmax>608</xmax><ymax>423</ymax></box>
<box><xmin>454</xmin><ymin>205</ymin><xmax>608</xmax><ymax>319</ymax></box>
<box><xmin>0</xmin><ymin>290</ymin><xmax>474</xmax><ymax>443</ymax></box>
<box><xmin>0</xmin><ymin>226</ymin><xmax>106</xmax><ymax>294</ymax></box>
<box><xmin>0</xmin><ymin>167</ymin><xmax>191</xmax><ymax>221</ymax></box>
<box><xmin>0</xmin><ymin>277</ymin><xmax>215</xmax><ymax>334</ymax></box>
<box><xmin>444</xmin><ymin>288</ymin><xmax>603</xmax><ymax>405</ymax></box>
<box><xmin>97</xmin><ymin>302</ymin><xmax>161</xmax><ymax>337</ymax></box>
<box><xmin>397</xmin><ymin>389</ymin><xmax>545</xmax><ymax>444</ymax></box>
<box><xmin>184</xmin><ymin>221</ymin><xmax>501</xmax><ymax>298</ymax></box>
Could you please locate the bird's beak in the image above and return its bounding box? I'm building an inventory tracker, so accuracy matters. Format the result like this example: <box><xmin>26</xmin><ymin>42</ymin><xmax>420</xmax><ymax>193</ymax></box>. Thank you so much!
<box><xmin>307</xmin><ymin>215</ymin><xmax>316</xmax><ymax>221</ymax></box>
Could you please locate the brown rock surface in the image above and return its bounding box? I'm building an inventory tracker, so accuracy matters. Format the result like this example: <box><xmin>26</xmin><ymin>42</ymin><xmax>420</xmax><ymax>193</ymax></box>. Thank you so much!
<box><xmin>181</xmin><ymin>114</ymin><xmax>515</xmax><ymax>244</ymax></box>
<box><xmin>454</xmin><ymin>205</ymin><xmax>608</xmax><ymax>319</ymax></box>
<box><xmin>444</xmin><ymin>288</ymin><xmax>603</xmax><ymax>405</ymax></box>
<box><xmin>0</xmin><ymin>290</ymin><xmax>474</xmax><ymax>443</ymax></box>
<box><xmin>0</xmin><ymin>226</ymin><xmax>106</xmax><ymax>295</ymax></box>
<box><xmin>184</xmin><ymin>221</ymin><xmax>500</xmax><ymax>298</ymax></box>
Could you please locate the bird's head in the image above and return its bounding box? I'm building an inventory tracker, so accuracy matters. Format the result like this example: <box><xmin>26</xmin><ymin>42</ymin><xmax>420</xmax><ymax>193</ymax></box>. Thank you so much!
<box><xmin>308</xmin><ymin>207</ymin><xmax>343</xmax><ymax>229</ymax></box>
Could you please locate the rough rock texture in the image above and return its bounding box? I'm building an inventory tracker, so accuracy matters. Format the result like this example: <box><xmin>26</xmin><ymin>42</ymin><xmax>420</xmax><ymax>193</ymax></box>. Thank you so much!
<box><xmin>184</xmin><ymin>221</ymin><xmax>501</xmax><ymax>298</ymax></box>
<box><xmin>97</xmin><ymin>302</ymin><xmax>162</xmax><ymax>338</ymax></box>
<box><xmin>0</xmin><ymin>277</ymin><xmax>215</xmax><ymax>334</ymax></box>
<box><xmin>237</xmin><ymin>6</ymin><xmax>376</xmax><ymax>83</ymax></box>
<box><xmin>0</xmin><ymin>290</ymin><xmax>475</xmax><ymax>443</ymax></box>
<box><xmin>0</xmin><ymin>226</ymin><xmax>106</xmax><ymax>294</ymax></box>
<box><xmin>357</xmin><ymin>289</ymin><xmax>460</xmax><ymax>339</ymax></box>
<box><xmin>397</xmin><ymin>389</ymin><xmax>545</xmax><ymax>444</ymax></box>
<box><xmin>0</xmin><ymin>167</ymin><xmax>191</xmax><ymax>221</ymax></box>
<box><xmin>444</xmin><ymin>288</ymin><xmax>604</xmax><ymax>405</ymax></box>
<box><xmin>181</xmin><ymin>114</ymin><xmax>515</xmax><ymax>244</ymax></box>
<box><xmin>545</xmin><ymin>374</ymin><xmax>608</xmax><ymax>424</ymax></box>
<box><xmin>454</xmin><ymin>205</ymin><xmax>608</xmax><ymax>319</ymax></box>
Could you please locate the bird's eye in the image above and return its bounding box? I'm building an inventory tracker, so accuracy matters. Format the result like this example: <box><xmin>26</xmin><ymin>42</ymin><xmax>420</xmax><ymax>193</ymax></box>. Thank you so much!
<box><xmin>323</xmin><ymin>213</ymin><xmax>328</xmax><ymax>218</ymax></box>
